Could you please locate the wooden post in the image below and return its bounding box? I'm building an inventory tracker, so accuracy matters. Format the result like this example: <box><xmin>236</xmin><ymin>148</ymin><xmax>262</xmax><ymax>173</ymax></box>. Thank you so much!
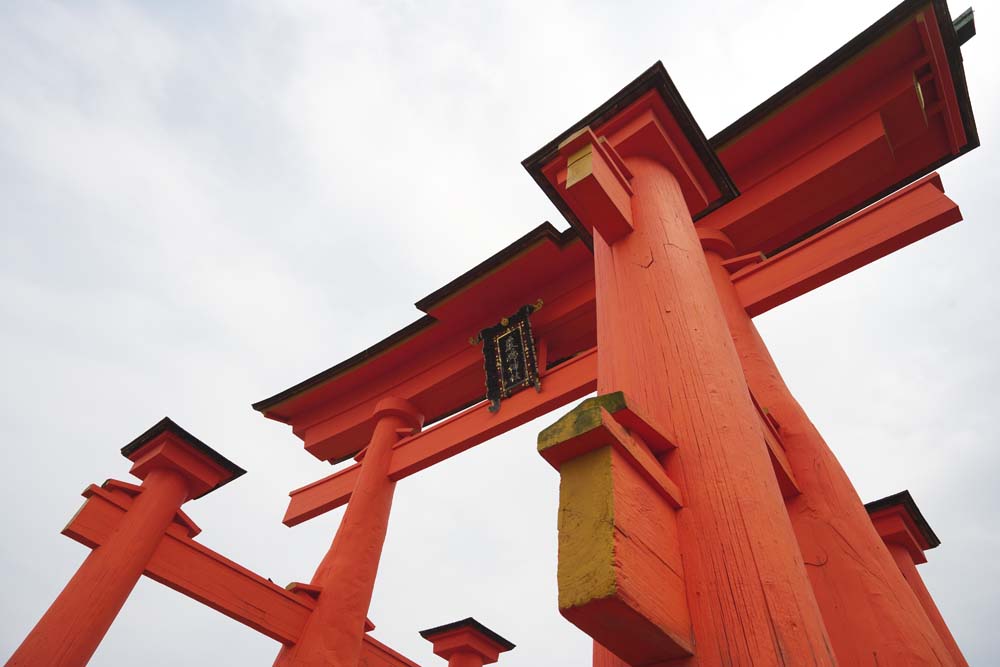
<box><xmin>420</xmin><ymin>618</ymin><xmax>515</xmax><ymax>667</ymax></box>
<box><xmin>706</xmin><ymin>250</ymin><xmax>960</xmax><ymax>665</ymax></box>
<box><xmin>867</xmin><ymin>492</ymin><xmax>968</xmax><ymax>667</ymax></box>
<box><xmin>590</xmin><ymin>154</ymin><xmax>834</xmax><ymax>665</ymax></box>
<box><xmin>7</xmin><ymin>418</ymin><xmax>244</xmax><ymax>667</ymax></box>
<box><xmin>274</xmin><ymin>397</ymin><xmax>423</xmax><ymax>667</ymax></box>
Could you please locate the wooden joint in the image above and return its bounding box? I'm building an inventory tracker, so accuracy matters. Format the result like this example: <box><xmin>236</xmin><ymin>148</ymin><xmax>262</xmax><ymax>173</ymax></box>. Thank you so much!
<box><xmin>538</xmin><ymin>391</ymin><xmax>677</xmax><ymax>456</ymax></box>
<box><xmin>748</xmin><ymin>391</ymin><xmax>800</xmax><ymax>499</ymax></box>
<box><xmin>286</xmin><ymin>581</ymin><xmax>322</xmax><ymax>602</ymax></box>
<box><xmin>556</xmin><ymin>128</ymin><xmax>634</xmax><ymax>243</ymax></box>
<box><xmin>697</xmin><ymin>227</ymin><xmax>737</xmax><ymax>258</ymax></box>
<box><xmin>539</xmin><ymin>391</ymin><xmax>693</xmax><ymax>663</ymax></box>
<box><xmin>721</xmin><ymin>251</ymin><xmax>765</xmax><ymax>275</ymax></box>
<box><xmin>538</xmin><ymin>400</ymin><xmax>683</xmax><ymax>509</ymax></box>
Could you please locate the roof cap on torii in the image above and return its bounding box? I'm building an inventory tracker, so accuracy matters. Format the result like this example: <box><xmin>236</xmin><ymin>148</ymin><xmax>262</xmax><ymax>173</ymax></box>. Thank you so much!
<box><xmin>866</xmin><ymin>489</ymin><xmax>941</xmax><ymax>564</ymax></box>
<box><xmin>419</xmin><ymin>618</ymin><xmax>515</xmax><ymax>664</ymax></box>
<box><xmin>121</xmin><ymin>417</ymin><xmax>246</xmax><ymax>499</ymax></box>
<box><xmin>522</xmin><ymin>62</ymin><xmax>738</xmax><ymax>246</ymax></box>
<box><xmin>523</xmin><ymin>0</ymin><xmax>978</xmax><ymax>255</ymax></box>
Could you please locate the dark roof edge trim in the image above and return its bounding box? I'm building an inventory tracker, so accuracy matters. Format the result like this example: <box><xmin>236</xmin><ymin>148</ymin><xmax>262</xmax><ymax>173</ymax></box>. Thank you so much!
<box><xmin>522</xmin><ymin>61</ymin><xmax>738</xmax><ymax>248</ymax></box>
<box><xmin>252</xmin><ymin>222</ymin><xmax>580</xmax><ymax>415</ymax></box>
<box><xmin>865</xmin><ymin>489</ymin><xmax>942</xmax><ymax>549</ymax></box>
<box><xmin>418</xmin><ymin>617</ymin><xmax>516</xmax><ymax>650</ymax></box>
<box><xmin>711</xmin><ymin>0</ymin><xmax>979</xmax><ymax>153</ymax></box>
<box><xmin>414</xmin><ymin>222</ymin><xmax>578</xmax><ymax>312</ymax></box>
<box><xmin>252</xmin><ymin>314</ymin><xmax>437</xmax><ymax>414</ymax></box>
<box><xmin>120</xmin><ymin>417</ymin><xmax>246</xmax><ymax>487</ymax></box>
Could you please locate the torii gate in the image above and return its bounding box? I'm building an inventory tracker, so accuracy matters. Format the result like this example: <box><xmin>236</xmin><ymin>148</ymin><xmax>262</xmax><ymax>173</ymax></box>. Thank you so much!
<box><xmin>7</xmin><ymin>1</ymin><xmax>980</xmax><ymax>666</ymax></box>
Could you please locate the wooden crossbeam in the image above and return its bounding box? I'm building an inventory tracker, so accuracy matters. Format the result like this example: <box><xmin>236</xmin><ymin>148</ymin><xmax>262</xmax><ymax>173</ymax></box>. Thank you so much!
<box><xmin>732</xmin><ymin>173</ymin><xmax>961</xmax><ymax>316</ymax></box>
<box><xmin>63</xmin><ymin>483</ymin><xmax>419</xmax><ymax>665</ymax></box>
<box><xmin>703</xmin><ymin>113</ymin><xmax>895</xmax><ymax>254</ymax></box>
<box><xmin>282</xmin><ymin>173</ymin><xmax>959</xmax><ymax>526</ymax></box>
<box><xmin>299</xmin><ymin>271</ymin><xmax>596</xmax><ymax>463</ymax></box>
<box><xmin>283</xmin><ymin>346</ymin><xmax>598</xmax><ymax>526</ymax></box>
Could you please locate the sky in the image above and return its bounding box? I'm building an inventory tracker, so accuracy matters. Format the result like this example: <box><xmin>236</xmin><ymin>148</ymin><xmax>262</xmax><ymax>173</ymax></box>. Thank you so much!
<box><xmin>0</xmin><ymin>1</ymin><xmax>997</xmax><ymax>665</ymax></box>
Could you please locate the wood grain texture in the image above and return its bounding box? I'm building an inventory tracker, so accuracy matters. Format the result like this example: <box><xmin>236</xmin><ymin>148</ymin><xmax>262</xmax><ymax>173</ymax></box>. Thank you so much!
<box><xmin>708</xmin><ymin>250</ymin><xmax>959</xmax><ymax>666</ymax></box>
<box><xmin>556</xmin><ymin>445</ymin><xmax>691</xmax><ymax>664</ymax></box>
<box><xmin>593</xmin><ymin>155</ymin><xmax>834</xmax><ymax>666</ymax></box>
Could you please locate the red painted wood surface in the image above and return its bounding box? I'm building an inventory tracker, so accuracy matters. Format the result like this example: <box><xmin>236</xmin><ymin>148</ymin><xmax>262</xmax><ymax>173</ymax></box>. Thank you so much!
<box><xmin>708</xmin><ymin>252</ymin><xmax>959</xmax><ymax>665</ymax></box>
<box><xmin>591</xmin><ymin>154</ymin><xmax>833</xmax><ymax>665</ymax></box>
<box><xmin>58</xmin><ymin>481</ymin><xmax>421</xmax><ymax>665</ymax></box>
<box><xmin>259</xmin><ymin>232</ymin><xmax>596</xmax><ymax>464</ymax></box>
<box><xmin>539</xmin><ymin>399</ymin><xmax>691</xmax><ymax>662</ymax></box>
<box><xmin>732</xmin><ymin>172</ymin><xmax>961</xmax><ymax>316</ymax></box>
<box><xmin>274</xmin><ymin>398</ymin><xmax>423</xmax><ymax>667</ymax></box>
<box><xmin>8</xmin><ymin>468</ymin><xmax>190</xmax><ymax>667</ymax></box>
<box><xmin>869</xmin><ymin>503</ymin><xmax>968</xmax><ymax>667</ymax></box>
<box><xmin>284</xmin><ymin>346</ymin><xmax>597</xmax><ymax>526</ymax></box>
<box><xmin>63</xmin><ymin>481</ymin><xmax>314</xmax><ymax>645</ymax></box>
<box><xmin>709</xmin><ymin>4</ymin><xmax>972</xmax><ymax>255</ymax></box>
<box><xmin>885</xmin><ymin>542</ymin><xmax>967</xmax><ymax>667</ymax></box>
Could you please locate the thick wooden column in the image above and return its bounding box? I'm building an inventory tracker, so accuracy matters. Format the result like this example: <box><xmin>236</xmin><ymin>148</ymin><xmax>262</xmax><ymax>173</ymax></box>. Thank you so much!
<box><xmin>274</xmin><ymin>397</ymin><xmax>422</xmax><ymax>667</ymax></box>
<box><xmin>706</xmin><ymin>252</ymin><xmax>958</xmax><ymax>665</ymax></box>
<box><xmin>593</xmin><ymin>155</ymin><xmax>834</xmax><ymax>665</ymax></box>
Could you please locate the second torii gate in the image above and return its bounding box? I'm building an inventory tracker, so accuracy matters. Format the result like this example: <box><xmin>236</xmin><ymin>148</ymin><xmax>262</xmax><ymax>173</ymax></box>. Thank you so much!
<box><xmin>252</xmin><ymin>1</ymin><xmax>978</xmax><ymax>665</ymax></box>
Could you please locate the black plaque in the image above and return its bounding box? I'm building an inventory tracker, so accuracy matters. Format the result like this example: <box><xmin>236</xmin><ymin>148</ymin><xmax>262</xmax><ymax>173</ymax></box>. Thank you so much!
<box><xmin>474</xmin><ymin>301</ymin><xmax>542</xmax><ymax>412</ymax></box>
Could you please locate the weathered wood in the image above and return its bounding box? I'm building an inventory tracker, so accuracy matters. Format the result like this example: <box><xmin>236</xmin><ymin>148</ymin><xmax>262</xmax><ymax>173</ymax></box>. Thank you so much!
<box><xmin>539</xmin><ymin>398</ymin><xmax>683</xmax><ymax>509</ymax></box>
<box><xmin>708</xmin><ymin>249</ymin><xmax>960</xmax><ymax>665</ymax></box>
<box><xmin>539</xmin><ymin>395</ymin><xmax>691</xmax><ymax>663</ymax></box>
<box><xmin>589</xmin><ymin>153</ymin><xmax>835</xmax><ymax>665</ymax></box>
<box><xmin>560</xmin><ymin>446</ymin><xmax>690</xmax><ymax>663</ymax></box>
<box><xmin>732</xmin><ymin>172</ymin><xmax>962</xmax><ymax>316</ymax></box>
<box><xmin>284</xmin><ymin>346</ymin><xmax>598</xmax><ymax>526</ymax></box>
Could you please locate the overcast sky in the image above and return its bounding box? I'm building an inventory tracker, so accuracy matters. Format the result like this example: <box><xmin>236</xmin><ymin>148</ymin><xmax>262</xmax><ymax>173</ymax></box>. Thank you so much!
<box><xmin>1</xmin><ymin>1</ymin><xmax>997</xmax><ymax>665</ymax></box>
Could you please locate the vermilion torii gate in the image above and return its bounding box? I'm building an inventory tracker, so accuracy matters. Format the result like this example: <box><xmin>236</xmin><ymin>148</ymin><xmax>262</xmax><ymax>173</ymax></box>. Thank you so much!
<box><xmin>7</xmin><ymin>1</ymin><xmax>980</xmax><ymax>666</ymax></box>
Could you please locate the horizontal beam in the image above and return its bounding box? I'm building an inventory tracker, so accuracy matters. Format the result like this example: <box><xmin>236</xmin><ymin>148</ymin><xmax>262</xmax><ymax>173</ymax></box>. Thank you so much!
<box><xmin>300</xmin><ymin>273</ymin><xmax>597</xmax><ymax>462</ymax></box>
<box><xmin>284</xmin><ymin>346</ymin><xmax>598</xmax><ymax>526</ymax></box>
<box><xmin>65</xmin><ymin>483</ymin><xmax>313</xmax><ymax>644</ymax></box>
<box><xmin>702</xmin><ymin>112</ymin><xmax>895</xmax><ymax>254</ymax></box>
<box><xmin>63</xmin><ymin>483</ymin><xmax>421</xmax><ymax>665</ymax></box>
<box><xmin>732</xmin><ymin>172</ymin><xmax>961</xmax><ymax>316</ymax></box>
<box><xmin>285</xmin><ymin>169</ymin><xmax>958</xmax><ymax>525</ymax></box>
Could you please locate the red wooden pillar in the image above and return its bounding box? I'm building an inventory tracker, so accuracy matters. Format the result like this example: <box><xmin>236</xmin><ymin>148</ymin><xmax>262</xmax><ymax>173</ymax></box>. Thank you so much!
<box><xmin>706</xmin><ymin>250</ymin><xmax>960</xmax><ymax>665</ymax></box>
<box><xmin>7</xmin><ymin>418</ymin><xmax>244</xmax><ymax>667</ymax></box>
<box><xmin>420</xmin><ymin>618</ymin><xmax>515</xmax><ymax>667</ymax></box>
<box><xmin>867</xmin><ymin>492</ymin><xmax>967</xmax><ymax>667</ymax></box>
<box><xmin>274</xmin><ymin>397</ymin><xmax>423</xmax><ymax>667</ymax></box>
<box><xmin>591</xmin><ymin>152</ymin><xmax>834</xmax><ymax>664</ymax></box>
